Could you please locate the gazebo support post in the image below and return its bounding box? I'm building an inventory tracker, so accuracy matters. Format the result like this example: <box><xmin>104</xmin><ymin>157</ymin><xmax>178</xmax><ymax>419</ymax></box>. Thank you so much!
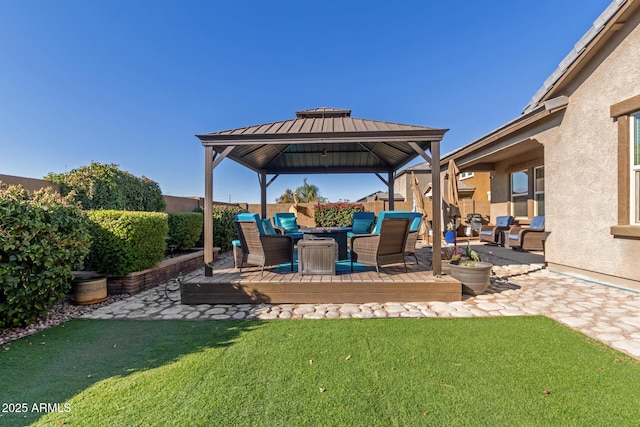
<box><xmin>388</xmin><ymin>171</ymin><xmax>395</xmax><ymax>211</ymax></box>
<box><xmin>204</xmin><ymin>146</ymin><xmax>214</xmax><ymax>276</ymax></box>
<box><xmin>430</xmin><ymin>141</ymin><xmax>442</xmax><ymax>276</ymax></box>
<box><xmin>409</xmin><ymin>141</ymin><xmax>441</xmax><ymax>275</ymax></box>
<box><xmin>259</xmin><ymin>171</ymin><xmax>267</xmax><ymax>218</ymax></box>
<box><xmin>204</xmin><ymin>145</ymin><xmax>235</xmax><ymax>277</ymax></box>
<box><xmin>258</xmin><ymin>173</ymin><xmax>279</xmax><ymax>218</ymax></box>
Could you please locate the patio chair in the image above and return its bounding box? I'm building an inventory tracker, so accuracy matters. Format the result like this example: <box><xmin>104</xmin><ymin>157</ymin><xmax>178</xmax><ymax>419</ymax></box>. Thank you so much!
<box><xmin>350</xmin><ymin>218</ymin><xmax>410</xmax><ymax>275</ymax></box>
<box><xmin>507</xmin><ymin>216</ymin><xmax>546</xmax><ymax>251</ymax></box>
<box><xmin>273</xmin><ymin>212</ymin><xmax>304</xmax><ymax>241</ymax></box>
<box><xmin>368</xmin><ymin>211</ymin><xmax>423</xmax><ymax>263</ymax></box>
<box><xmin>404</xmin><ymin>213</ymin><xmax>423</xmax><ymax>264</ymax></box>
<box><xmin>231</xmin><ymin>213</ymin><xmax>274</xmax><ymax>268</ymax></box>
<box><xmin>347</xmin><ymin>211</ymin><xmax>376</xmax><ymax>239</ymax></box>
<box><xmin>479</xmin><ymin>215</ymin><xmax>514</xmax><ymax>245</ymax></box>
<box><xmin>235</xmin><ymin>220</ymin><xmax>294</xmax><ymax>276</ymax></box>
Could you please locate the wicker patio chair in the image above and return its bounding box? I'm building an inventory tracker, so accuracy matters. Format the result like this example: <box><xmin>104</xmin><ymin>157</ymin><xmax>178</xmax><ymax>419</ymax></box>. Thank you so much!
<box><xmin>235</xmin><ymin>220</ymin><xmax>294</xmax><ymax>276</ymax></box>
<box><xmin>507</xmin><ymin>216</ymin><xmax>546</xmax><ymax>251</ymax></box>
<box><xmin>479</xmin><ymin>215</ymin><xmax>514</xmax><ymax>245</ymax></box>
<box><xmin>347</xmin><ymin>211</ymin><xmax>376</xmax><ymax>238</ymax></box>
<box><xmin>349</xmin><ymin>218</ymin><xmax>411</xmax><ymax>275</ymax></box>
<box><xmin>404</xmin><ymin>213</ymin><xmax>423</xmax><ymax>264</ymax></box>
<box><xmin>273</xmin><ymin>212</ymin><xmax>304</xmax><ymax>241</ymax></box>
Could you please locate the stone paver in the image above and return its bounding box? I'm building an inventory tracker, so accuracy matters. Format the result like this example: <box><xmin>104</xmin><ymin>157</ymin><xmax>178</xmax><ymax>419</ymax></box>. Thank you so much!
<box><xmin>81</xmin><ymin>246</ymin><xmax>640</xmax><ymax>360</ymax></box>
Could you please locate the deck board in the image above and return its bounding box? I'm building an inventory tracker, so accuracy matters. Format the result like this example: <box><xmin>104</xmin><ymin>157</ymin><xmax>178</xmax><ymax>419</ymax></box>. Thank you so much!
<box><xmin>181</xmin><ymin>244</ymin><xmax>461</xmax><ymax>304</ymax></box>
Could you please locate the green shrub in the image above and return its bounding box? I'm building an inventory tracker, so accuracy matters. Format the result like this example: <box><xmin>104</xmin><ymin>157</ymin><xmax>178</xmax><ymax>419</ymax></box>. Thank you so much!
<box><xmin>85</xmin><ymin>210</ymin><xmax>168</xmax><ymax>276</ymax></box>
<box><xmin>314</xmin><ymin>203</ymin><xmax>365</xmax><ymax>227</ymax></box>
<box><xmin>46</xmin><ymin>162</ymin><xmax>166</xmax><ymax>212</ymax></box>
<box><xmin>167</xmin><ymin>212</ymin><xmax>204</xmax><ymax>250</ymax></box>
<box><xmin>212</xmin><ymin>206</ymin><xmax>247</xmax><ymax>252</ymax></box>
<box><xmin>0</xmin><ymin>185</ymin><xmax>91</xmax><ymax>328</ymax></box>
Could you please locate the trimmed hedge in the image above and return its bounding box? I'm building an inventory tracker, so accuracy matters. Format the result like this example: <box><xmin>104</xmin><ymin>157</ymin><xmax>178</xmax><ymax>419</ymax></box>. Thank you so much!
<box><xmin>46</xmin><ymin>162</ymin><xmax>166</xmax><ymax>212</ymax></box>
<box><xmin>85</xmin><ymin>210</ymin><xmax>168</xmax><ymax>276</ymax></box>
<box><xmin>0</xmin><ymin>185</ymin><xmax>91</xmax><ymax>328</ymax></box>
<box><xmin>314</xmin><ymin>203</ymin><xmax>365</xmax><ymax>227</ymax></box>
<box><xmin>167</xmin><ymin>212</ymin><xmax>204</xmax><ymax>250</ymax></box>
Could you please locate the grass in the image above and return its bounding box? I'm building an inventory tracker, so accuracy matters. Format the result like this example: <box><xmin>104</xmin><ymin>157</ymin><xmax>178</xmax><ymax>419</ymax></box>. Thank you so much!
<box><xmin>2</xmin><ymin>317</ymin><xmax>640</xmax><ymax>426</ymax></box>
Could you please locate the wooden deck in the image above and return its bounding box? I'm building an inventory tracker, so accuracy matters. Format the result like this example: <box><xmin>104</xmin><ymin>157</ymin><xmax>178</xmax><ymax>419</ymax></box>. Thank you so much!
<box><xmin>181</xmin><ymin>245</ymin><xmax>461</xmax><ymax>304</ymax></box>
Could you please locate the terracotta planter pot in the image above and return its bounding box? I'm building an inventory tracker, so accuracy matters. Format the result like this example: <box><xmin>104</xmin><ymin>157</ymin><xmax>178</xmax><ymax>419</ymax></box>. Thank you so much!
<box><xmin>449</xmin><ymin>262</ymin><xmax>493</xmax><ymax>296</ymax></box>
<box><xmin>72</xmin><ymin>272</ymin><xmax>108</xmax><ymax>305</ymax></box>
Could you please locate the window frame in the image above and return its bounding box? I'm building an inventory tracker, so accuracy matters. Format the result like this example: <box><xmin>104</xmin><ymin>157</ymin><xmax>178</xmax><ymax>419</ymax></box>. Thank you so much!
<box><xmin>459</xmin><ymin>171</ymin><xmax>474</xmax><ymax>180</ymax></box>
<box><xmin>534</xmin><ymin>166</ymin><xmax>545</xmax><ymax>216</ymax></box>
<box><xmin>510</xmin><ymin>170</ymin><xmax>529</xmax><ymax>219</ymax></box>
<box><xmin>609</xmin><ymin>94</ymin><xmax>640</xmax><ymax>238</ymax></box>
<box><xmin>631</xmin><ymin>113</ymin><xmax>640</xmax><ymax>225</ymax></box>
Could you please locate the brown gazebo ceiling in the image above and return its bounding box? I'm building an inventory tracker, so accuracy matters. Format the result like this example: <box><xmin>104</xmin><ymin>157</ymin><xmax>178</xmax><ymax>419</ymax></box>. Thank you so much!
<box><xmin>197</xmin><ymin>108</ymin><xmax>448</xmax><ymax>174</ymax></box>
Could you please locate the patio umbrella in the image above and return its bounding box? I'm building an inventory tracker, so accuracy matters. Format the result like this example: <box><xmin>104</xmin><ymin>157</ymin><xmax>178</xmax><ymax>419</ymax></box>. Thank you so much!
<box><xmin>444</xmin><ymin>160</ymin><xmax>461</xmax><ymax>229</ymax></box>
<box><xmin>410</xmin><ymin>172</ymin><xmax>429</xmax><ymax>241</ymax></box>
<box><xmin>445</xmin><ymin>160</ymin><xmax>460</xmax><ymax>206</ymax></box>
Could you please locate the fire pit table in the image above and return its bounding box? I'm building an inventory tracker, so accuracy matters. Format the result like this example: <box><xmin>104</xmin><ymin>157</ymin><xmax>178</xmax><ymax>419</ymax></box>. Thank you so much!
<box><xmin>299</xmin><ymin>226</ymin><xmax>351</xmax><ymax>261</ymax></box>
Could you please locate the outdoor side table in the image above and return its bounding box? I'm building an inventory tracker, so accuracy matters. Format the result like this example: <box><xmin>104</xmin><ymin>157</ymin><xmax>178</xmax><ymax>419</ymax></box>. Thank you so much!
<box><xmin>298</xmin><ymin>239</ymin><xmax>336</xmax><ymax>276</ymax></box>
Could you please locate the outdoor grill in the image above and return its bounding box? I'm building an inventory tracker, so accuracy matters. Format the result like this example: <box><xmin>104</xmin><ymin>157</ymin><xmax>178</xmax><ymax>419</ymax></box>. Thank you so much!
<box><xmin>465</xmin><ymin>213</ymin><xmax>485</xmax><ymax>236</ymax></box>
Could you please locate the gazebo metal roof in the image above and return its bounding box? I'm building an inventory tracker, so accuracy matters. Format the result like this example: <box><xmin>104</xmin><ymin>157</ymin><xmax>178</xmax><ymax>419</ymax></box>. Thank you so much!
<box><xmin>197</xmin><ymin>108</ymin><xmax>447</xmax><ymax>174</ymax></box>
<box><xmin>198</xmin><ymin>107</ymin><xmax>448</xmax><ymax>276</ymax></box>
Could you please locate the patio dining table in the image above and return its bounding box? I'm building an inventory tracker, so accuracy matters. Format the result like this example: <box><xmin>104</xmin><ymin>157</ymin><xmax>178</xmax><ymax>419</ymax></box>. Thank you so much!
<box><xmin>299</xmin><ymin>226</ymin><xmax>351</xmax><ymax>260</ymax></box>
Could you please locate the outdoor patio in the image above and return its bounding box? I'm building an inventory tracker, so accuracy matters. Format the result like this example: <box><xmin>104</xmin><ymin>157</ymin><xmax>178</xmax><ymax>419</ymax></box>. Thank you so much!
<box><xmin>179</xmin><ymin>239</ymin><xmax>546</xmax><ymax>305</ymax></box>
<box><xmin>181</xmin><ymin>241</ymin><xmax>461</xmax><ymax>304</ymax></box>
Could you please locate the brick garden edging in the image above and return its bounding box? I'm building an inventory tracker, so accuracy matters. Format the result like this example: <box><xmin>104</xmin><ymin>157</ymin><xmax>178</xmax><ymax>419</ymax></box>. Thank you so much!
<box><xmin>107</xmin><ymin>249</ymin><xmax>218</xmax><ymax>295</ymax></box>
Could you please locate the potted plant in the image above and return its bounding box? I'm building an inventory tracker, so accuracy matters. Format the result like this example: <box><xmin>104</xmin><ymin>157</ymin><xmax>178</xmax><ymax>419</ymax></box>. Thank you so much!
<box><xmin>440</xmin><ymin>245</ymin><xmax>465</xmax><ymax>275</ymax></box>
<box><xmin>448</xmin><ymin>242</ymin><xmax>493</xmax><ymax>296</ymax></box>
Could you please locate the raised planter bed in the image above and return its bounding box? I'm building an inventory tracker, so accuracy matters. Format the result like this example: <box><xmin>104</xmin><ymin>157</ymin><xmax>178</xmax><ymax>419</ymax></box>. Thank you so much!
<box><xmin>107</xmin><ymin>248</ymin><xmax>218</xmax><ymax>295</ymax></box>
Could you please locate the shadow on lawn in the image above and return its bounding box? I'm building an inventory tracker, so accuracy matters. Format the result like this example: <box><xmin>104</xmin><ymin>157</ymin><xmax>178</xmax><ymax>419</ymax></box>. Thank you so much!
<box><xmin>0</xmin><ymin>318</ymin><xmax>262</xmax><ymax>425</ymax></box>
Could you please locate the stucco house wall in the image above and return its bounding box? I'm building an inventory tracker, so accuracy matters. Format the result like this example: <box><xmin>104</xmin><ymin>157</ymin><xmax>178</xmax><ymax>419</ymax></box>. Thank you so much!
<box><xmin>459</xmin><ymin>172</ymin><xmax>491</xmax><ymax>202</ymax></box>
<box><xmin>543</xmin><ymin>7</ymin><xmax>640</xmax><ymax>287</ymax></box>
<box><xmin>393</xmin><ymin>168</ymin><xmax>432</xmax><ymax>206</ymax></box>
<box><xmin>445</xmin><ymin>1</ymin><xmax>640</xmax><ymax>290</ymax></box>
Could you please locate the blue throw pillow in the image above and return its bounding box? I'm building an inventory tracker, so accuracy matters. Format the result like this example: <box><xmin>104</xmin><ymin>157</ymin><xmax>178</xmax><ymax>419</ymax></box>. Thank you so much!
<box><xmin>262</xmin><ymin>219</ymin><xmax>277</xmax><ymax>235</ymax></box>
<box><xmin>280</xmin><ymin>217</ymin><xmax>298</xmax><ymax>232</ymax></box>
<box><xmin>352</xmin><ymin>218</ymin><xmax>373</xmax><ymax>234</ymax></box>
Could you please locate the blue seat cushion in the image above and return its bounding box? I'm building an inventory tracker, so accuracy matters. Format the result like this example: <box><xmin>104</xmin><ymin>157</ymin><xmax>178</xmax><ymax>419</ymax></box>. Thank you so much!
<box><xmin>280</xmin><ymin>217</ymin><xmax>299</xmax><ymax>233</ymax></box>
<box><xmin>479</xmin><ymin>229</ymin><xmax>493</xmax><ymax>236</ymax></box>
<box><xmin>234</xmin><ymin>212</ymin><xmax>266</xmax><ymax>235</ymax></box>
<box><xmin>262</xmin><ymin>218</ymin><xmax>277</xmax><ymax>235</ymax></box>
<box><xmin>530</xmin><ymin>216</ymin><xmax>545</xmax><ymax>230</ymax></box>
<box><xmin>372</xmin><ymin>211</ymin><xmax>411</xmax><ymax>234</ymax></box>
<box><xmin>495</xmin><ymin>216</ymin><xmax>513</xmax><ymax>227</ymax></box>
<box><xmin>352</xmin><ymin>218</ymin><xmax>373</xmax><ymax>234</ymax></box>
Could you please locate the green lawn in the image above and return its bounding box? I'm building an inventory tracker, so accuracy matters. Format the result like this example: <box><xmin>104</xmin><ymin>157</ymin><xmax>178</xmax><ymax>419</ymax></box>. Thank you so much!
<box><xmin>2</xmin><ymin>317</ymin><xmax>640</xmax><ymax>426</ymax></box>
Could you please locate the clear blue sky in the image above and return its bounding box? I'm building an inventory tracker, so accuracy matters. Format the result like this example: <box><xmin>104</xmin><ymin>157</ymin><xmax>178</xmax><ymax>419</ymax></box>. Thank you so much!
<box><xmin>0</xmin><ymin>0</ymin><xmax>612</xmax><ymax>204</ymax></box>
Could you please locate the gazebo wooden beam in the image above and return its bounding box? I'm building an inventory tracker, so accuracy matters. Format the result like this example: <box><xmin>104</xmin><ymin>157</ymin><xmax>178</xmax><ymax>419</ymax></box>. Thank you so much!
<box><xmin>430</xmin><ymin>141</ymin><xmax>442</xmax><ymax>276</ymax></box>
<box><xmin>204</xmin><ymin>145</ymin><xmax>235</xmax><ymax>276</ymax></box>
<box><xmin>408</xmin><ymin>140</ymin><xmax>441</xmax><ymax>275</ymax></box>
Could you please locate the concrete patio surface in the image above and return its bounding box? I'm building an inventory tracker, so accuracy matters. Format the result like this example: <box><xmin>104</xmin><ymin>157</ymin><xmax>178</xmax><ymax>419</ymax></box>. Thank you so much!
<box><xmin>83</xmin><ymin>240</ymin><xmax>640</xmax><ymax>360</ymax></box>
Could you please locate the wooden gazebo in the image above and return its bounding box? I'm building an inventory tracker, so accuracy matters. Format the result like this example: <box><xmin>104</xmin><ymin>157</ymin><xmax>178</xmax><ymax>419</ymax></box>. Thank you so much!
<box><xmin>196</xmin><ymin>107</ymin><xmax>448</xmax><ymax>277</ymax></box>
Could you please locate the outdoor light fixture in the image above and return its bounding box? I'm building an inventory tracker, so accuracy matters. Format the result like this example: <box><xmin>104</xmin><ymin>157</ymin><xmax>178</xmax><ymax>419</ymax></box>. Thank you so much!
<box><xmin>322</xmin><ymin>149</ymin><xmax>327</xmax><ymax>157</ymax></box>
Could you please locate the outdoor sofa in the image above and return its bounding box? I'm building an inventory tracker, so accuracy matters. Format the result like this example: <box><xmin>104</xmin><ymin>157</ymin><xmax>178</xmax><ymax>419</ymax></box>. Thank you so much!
<box><xmin>507</xmin><ymin>215</ymin><xmax>546</xmax><ymax>251</ymax></box>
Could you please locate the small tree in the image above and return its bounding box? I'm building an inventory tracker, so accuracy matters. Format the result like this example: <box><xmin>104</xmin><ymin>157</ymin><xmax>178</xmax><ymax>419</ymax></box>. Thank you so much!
<box><xmin>295</xmin><ymin>178</ymin><xmax>327</xmax><ymax>203</ymax></box>
<box><xmin>46</xmin><ymin>162</ymin><xmax>166</xmax><ymax>212</ymax></box>
<box><xmin>275</xmin><ymin>188</ymin><xmax>296</xmax><ymax>204</ymax></box>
